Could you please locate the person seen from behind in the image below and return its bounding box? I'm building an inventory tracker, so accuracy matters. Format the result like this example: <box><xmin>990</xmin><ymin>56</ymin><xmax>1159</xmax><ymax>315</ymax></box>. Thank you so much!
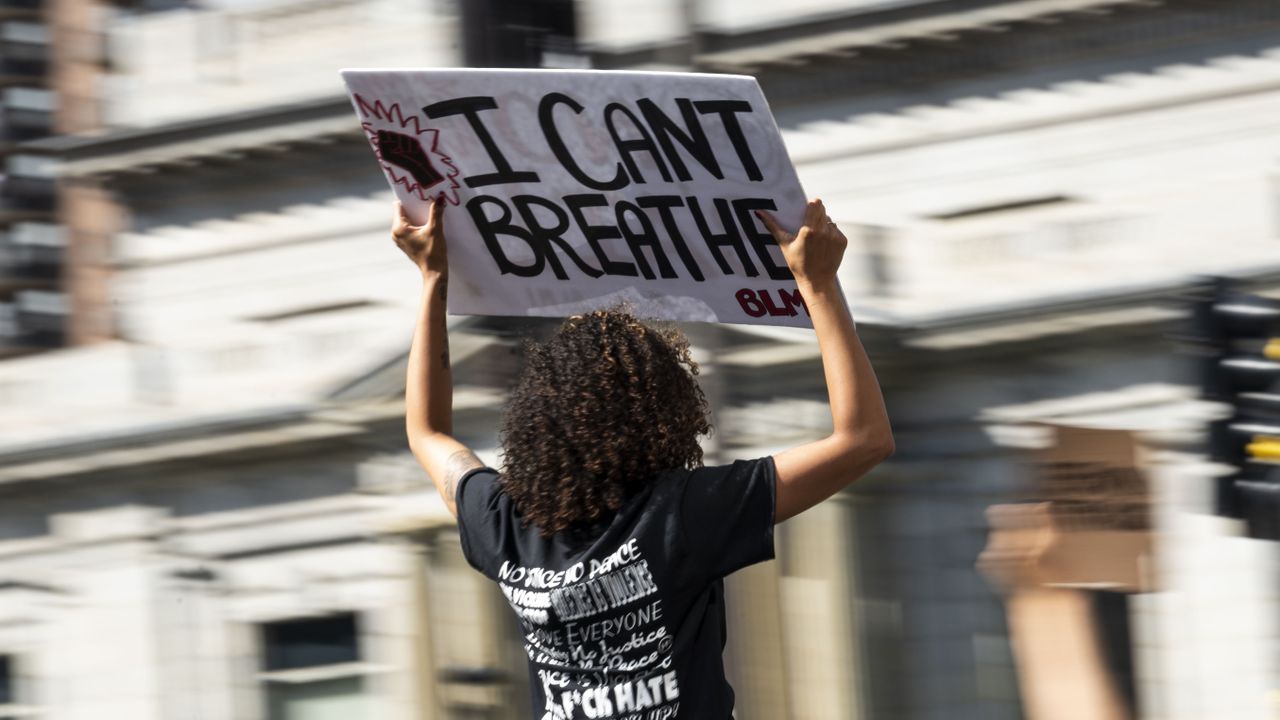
<box><xmin>393</xmin><ymin>194</ymin><xmax>894</xmax><ymax>719</ymax></box>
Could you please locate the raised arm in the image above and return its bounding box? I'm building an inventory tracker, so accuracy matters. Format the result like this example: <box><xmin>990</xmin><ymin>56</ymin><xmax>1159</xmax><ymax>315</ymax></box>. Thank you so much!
<box><xmin>394</xmin><ymin>195</ymin><xmax>483</xmax><ymax>519</ymax></box>
<box><xmin>756</xmin><ymin>199</ymin><xmax>895</xmax><ymax>524</ymax></box>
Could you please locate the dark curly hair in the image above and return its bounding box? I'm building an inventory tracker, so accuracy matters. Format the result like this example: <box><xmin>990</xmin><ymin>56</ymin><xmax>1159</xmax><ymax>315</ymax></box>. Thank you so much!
<box><xmin>497</xmin><ymin>307</ymin><xmax>711</xmax><ymax>540</ymax></box>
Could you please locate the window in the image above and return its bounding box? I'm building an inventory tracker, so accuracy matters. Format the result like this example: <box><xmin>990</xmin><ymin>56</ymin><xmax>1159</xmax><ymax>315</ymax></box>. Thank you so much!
<box><xmin>131</xmin><ymin>0</ymin><xmax>197</xmax><ymax>13</ymax></box>
<box><xmin>0</xmin><ymin>654</ymin><xmax>37</xmax><ymax>720</ymax></box>
<box><xmin>243</xmin><ymin>300</ymin><xmax>378</xmax><ymax>324</ymax></box>
<box><xmin>0</xmin><ymin>655</ymin><xmax>11</xmax><ymax>705</ymax></box>
<box><xmin>259</xmin><ymin>614</ymin><xmax>368</xmax><ymax>720</ymax></box>
<box><xmin>926</xmin><ymin>194</ymin><xmax>1074</xmax><ymax>221</ymax></box>
<box><xmin>266</xmin><ymin>676</ymin><xmax>365</xmax><ymax>720</ymax></box>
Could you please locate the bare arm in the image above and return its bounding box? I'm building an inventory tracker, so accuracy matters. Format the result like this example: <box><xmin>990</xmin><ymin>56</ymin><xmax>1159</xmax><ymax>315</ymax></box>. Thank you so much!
<box><xmin>757</xmin><ymin>200</ymin><xmax>895</xmax><ymax>524</ymax></box>
<box><xmin>394</xmin><ymin>196</ymin><xmax>483</xmax><ymax>519</ymax></box>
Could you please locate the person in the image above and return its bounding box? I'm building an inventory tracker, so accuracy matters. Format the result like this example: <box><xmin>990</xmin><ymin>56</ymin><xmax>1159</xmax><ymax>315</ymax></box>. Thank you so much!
<box><xmin>393</xmin><ymin>193</ymin><xmax>894</xmax><ymax>720</ymax></box>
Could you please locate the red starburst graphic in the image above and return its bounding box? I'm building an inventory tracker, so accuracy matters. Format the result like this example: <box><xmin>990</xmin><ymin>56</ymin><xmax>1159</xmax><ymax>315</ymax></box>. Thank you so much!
<box><xmin>355</xmin><ymin>93</ymin><xmax>462</xmax><ymax>206</ymax></box>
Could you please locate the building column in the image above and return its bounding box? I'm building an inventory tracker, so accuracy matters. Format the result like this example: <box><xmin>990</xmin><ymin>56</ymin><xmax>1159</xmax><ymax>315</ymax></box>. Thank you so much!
<box><xmin>45</xmin><ymin>504</ymin><xmax>171</xmax><ymax>720</ymax></box>
<box><xmin>776</xmin><ymin>494</ymin><xmax>863</xmax><ymax>720</ymax></box>
<box><xmin>58</xmin><ymin>181</ymin><xmax>123</xmax><ymax>346</ymax></box>
<box><xmin>724</xmin><ymin>560</ymin><xmax>792</xmax><ymax>720</ymax></box>
<box><xmin>49</xmin><ymin>0</ymin><xmax>118</xmax><ymax>347</ymax></box>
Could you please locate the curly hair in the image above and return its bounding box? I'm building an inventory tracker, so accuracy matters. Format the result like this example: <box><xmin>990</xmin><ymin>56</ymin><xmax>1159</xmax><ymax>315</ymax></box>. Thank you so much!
<box><xmin>497</xmin><ymin>307</ymin><xmax>711</xmax><ymax>540</ymax></box>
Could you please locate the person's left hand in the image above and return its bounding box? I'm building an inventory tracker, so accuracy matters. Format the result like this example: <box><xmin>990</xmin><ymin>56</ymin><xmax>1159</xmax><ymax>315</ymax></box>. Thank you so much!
<box><xmin>392</xmin><ymin>194</ymin><xmax>447</xmax><ymax>275</ymax></box>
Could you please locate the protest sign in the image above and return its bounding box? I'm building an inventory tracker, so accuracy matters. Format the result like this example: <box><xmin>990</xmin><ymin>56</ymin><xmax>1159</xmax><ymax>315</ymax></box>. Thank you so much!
<box><xmin>340</xmin><ymin>68</ymin><xmax>815</xmax><ymax>327</ymax></box>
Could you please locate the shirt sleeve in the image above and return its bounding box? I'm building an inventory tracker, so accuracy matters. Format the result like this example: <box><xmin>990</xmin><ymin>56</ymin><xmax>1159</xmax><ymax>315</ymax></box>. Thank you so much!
<box><xmin>677</xmin><ymin>456</ymin><xmax>778</xmax><ymax>581</ymax></box>
<box><xmin>454</xmin><ymin>466</ymin><xmax>503</xmax><ymax>578</ymax></box>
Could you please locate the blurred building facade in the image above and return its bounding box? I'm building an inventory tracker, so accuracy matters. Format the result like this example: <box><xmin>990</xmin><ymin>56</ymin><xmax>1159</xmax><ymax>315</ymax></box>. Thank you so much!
<box><xmin>1</xmin><ymin>0</ymin><xmax>1279</xmax><ymax>719</ymax></box>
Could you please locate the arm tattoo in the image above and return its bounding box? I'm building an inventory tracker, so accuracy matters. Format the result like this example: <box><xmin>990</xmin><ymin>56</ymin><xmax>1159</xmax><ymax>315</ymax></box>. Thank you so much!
<box><xmin>442</xmin><ymin>448</ymin><xmax>484</xmax><ymax>504</ymax></box>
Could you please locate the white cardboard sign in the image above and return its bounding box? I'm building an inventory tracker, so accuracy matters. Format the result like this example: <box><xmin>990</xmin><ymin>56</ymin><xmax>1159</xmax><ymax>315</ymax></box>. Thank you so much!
<box><xmin>340</xmin><ymin>68</ymin><xmax>812</xmax><ymax>327</ymax></box>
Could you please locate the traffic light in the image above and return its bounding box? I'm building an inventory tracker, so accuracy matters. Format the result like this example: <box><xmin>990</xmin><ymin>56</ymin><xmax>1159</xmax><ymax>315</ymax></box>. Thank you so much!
<box><xmin>1189</xmin><ymin>276</ymin><xmax>1280</xmax><ymax>540</ymax></box>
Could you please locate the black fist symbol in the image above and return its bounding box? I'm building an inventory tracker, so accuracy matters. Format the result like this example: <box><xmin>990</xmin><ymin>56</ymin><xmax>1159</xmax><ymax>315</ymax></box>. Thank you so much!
<box><xmin>377</xmin><ymin>130</ymin><xmax>444</xmax><ymax>189</ymax></box>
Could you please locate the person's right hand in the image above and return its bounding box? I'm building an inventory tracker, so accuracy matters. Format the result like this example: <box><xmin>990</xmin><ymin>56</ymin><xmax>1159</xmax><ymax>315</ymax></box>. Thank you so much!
<box><xmin>392</xmin><ymin>194</ymin><xmax>447</xmax><ymax>276</ymax></box>
<box><xmin>756</xmin><ymin>198</ymin><xmax>848</xmax><ymax>287</ymax></box>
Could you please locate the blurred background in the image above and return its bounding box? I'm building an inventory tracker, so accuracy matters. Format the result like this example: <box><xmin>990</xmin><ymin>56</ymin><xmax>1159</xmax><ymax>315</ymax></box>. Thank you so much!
<box><xmin>0</xmin><ymin>0</ymin><xmax>1278</xmax><ymax>718</ymax></box>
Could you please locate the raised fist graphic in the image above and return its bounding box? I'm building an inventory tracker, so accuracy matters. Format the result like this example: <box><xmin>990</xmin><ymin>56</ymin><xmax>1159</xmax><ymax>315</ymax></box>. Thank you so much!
<box><xmin>376</xmin><ymin>129</ymin><xmax>444</xmax><ymax>189</ymax></box>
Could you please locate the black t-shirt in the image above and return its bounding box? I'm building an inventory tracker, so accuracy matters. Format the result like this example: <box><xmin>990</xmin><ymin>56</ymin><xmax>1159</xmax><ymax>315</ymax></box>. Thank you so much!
<box><xmin>454</xmin><ymin>456</ymin><xmax>778</xmax><ymax>720</ymax></box>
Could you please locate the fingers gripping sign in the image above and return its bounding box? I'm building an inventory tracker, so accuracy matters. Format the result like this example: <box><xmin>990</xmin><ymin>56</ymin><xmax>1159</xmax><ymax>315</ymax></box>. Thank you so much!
<box><xmin>754</xmin><ymin>198</ymin><xmax>848</xmax><ymax>289</ymax></box>
<box><xmin>393</xmin><ymin>193</ymin><xmax>449</xmax><ymax>275</ymax></box>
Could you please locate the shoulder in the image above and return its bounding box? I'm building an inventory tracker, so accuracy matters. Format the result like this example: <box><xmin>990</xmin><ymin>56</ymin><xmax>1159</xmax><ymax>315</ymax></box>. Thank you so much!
<box><xmin>456</xmin><ymin>466</ymin><xmax>503</xmax><ymax>512</ymax></box>
<box><xmin>676</xmin><ymin>456</ymin><xmax>778</xmax><ymax>578</ymax></box>
<box><xmin>453</xmin><ymin>466</ymin><xmax>507</xmax><ymax>577</ymax></box>
<box><xmin>683</xmin><ymin>456</ymin><xmax>778</xmax><ymax>488</ymax></box>
<box><xmin>458</xmin><ymin>465</ymin><xmax>500</xmax><ymax>491</ymax></box>
<box><xmin>654</xmin><ymin>457</ymin><xmax>777</xmax><ymax>506</ymax></box>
